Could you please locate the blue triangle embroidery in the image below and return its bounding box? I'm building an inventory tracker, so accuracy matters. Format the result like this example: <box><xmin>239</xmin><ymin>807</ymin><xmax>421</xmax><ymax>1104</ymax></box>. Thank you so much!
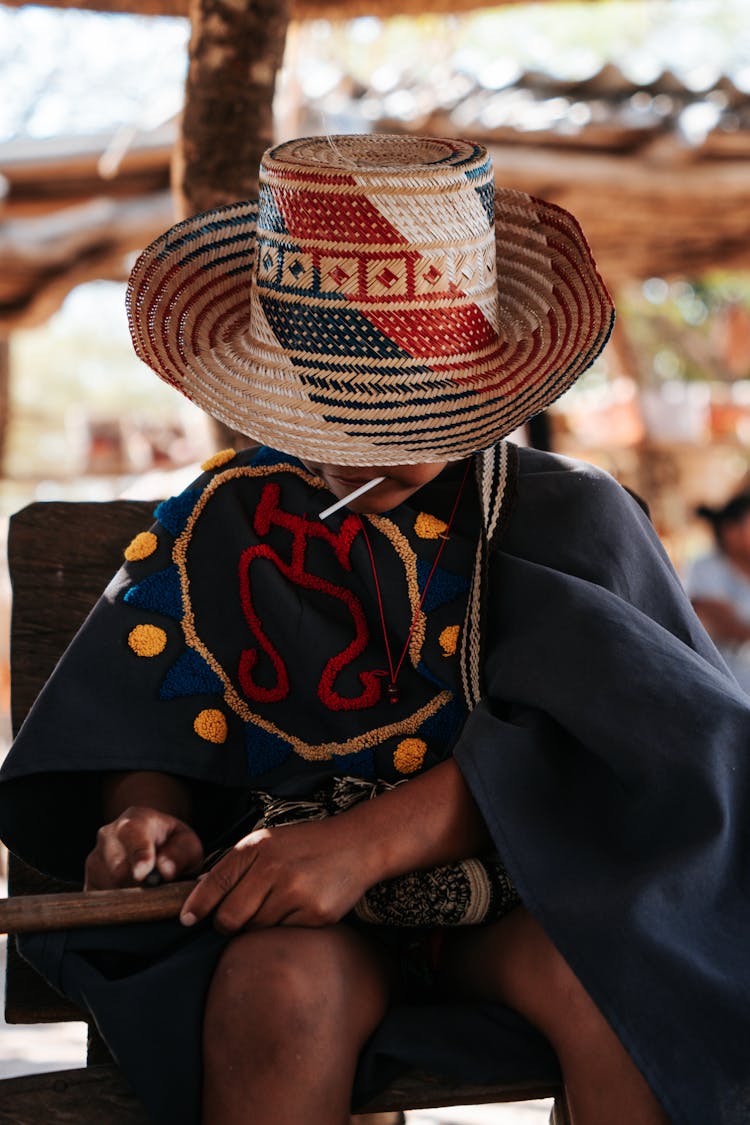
<box><xmin>159</xmin><ymin>649</ymin><xmax>224</xmax><ymax>701</ymax></box>
<box><xmin>416</xmin><ymin>659</ymin><xmax>451</xmax><ymax>693</ymax></box>
<box><xmin>246</xmin><ymin>725</ymin><xmax>292</xmax><ymax>775</ymax></box>
<box><xmin>416</xmin><ymin>559</ymin><xmax>470</xmax><ymax>614</ymax></box>
<box><xmin>154</xmin><ymin>490</ymin><xmax>202</xmax><ymax>537</ymax></box>
<box><xmin>124</xmin><ymin>565</ymin><xmax>184</xmax><ymax>621</ymax></box>
<box><xmin>335</xmin><ymin>743</ymin><xmax>375</xmax><ymax>780</ymax></box>
<box><xmin>251</xmin><ymin>447</ymin><xmax>303</xmax><ymax>470</ymax></box>
<box><xmin>418</xmin><ymin>696</ymin><xmax>466</xmax><ymax>747</ymax></box>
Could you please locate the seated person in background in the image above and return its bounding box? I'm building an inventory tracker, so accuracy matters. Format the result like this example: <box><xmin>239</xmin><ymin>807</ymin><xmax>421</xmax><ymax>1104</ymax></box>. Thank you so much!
<box><xmin>685</xmin><ymin>491</ymin><xmax>750</xmax><ymax>693</ymax></box>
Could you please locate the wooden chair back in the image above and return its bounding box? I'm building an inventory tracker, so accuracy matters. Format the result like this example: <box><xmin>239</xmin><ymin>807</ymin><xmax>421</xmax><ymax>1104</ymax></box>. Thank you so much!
<box><xmin>6</xmin><ymin>499</ymin><xmax>155</xmax><ymax>1028</ymax></box>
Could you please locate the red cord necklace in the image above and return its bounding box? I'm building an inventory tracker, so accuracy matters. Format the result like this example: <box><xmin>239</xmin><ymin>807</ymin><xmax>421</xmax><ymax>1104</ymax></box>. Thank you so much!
<box><xmin>358</xmin><ymin>458</ymin><xmax>471</xmax><ymax>705</ymax></box>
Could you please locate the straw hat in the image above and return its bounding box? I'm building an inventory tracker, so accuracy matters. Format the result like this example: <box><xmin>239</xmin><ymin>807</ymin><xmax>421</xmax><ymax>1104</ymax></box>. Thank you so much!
<box><xmin>127</xmin><ymin>134</ymin><xmax>614</xmax><ymax>465</ymax></box>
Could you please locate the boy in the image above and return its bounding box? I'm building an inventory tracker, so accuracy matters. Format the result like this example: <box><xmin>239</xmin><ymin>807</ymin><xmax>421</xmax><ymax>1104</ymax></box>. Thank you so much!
<box><xmin>2</xmin><ymin>135</ymin><xmax>748</xmax><ymax>1125</ymax></box>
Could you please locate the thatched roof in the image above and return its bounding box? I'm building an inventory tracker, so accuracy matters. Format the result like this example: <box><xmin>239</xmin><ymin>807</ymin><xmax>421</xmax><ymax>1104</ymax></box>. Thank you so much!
<box><xmin>0</xmin><ymin>128</ymin><xmax>174</xmax><ymax>331</ymax></box>
<box><xmin>0</xmin><ymin>0</ymin><xmax>579</xmax><ymax>16</ymax></box>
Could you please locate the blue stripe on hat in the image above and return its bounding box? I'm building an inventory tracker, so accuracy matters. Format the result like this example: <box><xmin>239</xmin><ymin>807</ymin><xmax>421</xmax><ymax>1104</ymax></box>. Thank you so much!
<box><xmin>257</xmin><ymin>191</ymin><xmax>287</xmax><ymax>235</ymax></box>
<box><xmin>474</xmin><ymin>181</ymin><xmax>495</xmax><ymax>225</ymax></box>
<box><xmin>260</xmin><ymin>296</ymin><xmax>416</xmax><ymax>360</ymax></box>
<box><xmin>309</xmin><ymin>379</ymin><xmax>481</xmax><ymax>413</ymax></box>
<box><xmin>159</xmin><ymin>211</ymin><xmax>255</xmax><ymax>261</ymax></box>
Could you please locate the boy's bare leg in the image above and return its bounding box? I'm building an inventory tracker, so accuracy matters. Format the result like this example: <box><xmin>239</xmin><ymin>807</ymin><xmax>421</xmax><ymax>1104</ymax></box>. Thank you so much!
<box><xmin>202</xmin><ymin>924</ymin><xmax>393</xmax><ymax>1125</ymax></box>
<box><xmin>442</xmin><ymin>907</ymin><xmax>671</xmax><ymax>1125</ymax></box>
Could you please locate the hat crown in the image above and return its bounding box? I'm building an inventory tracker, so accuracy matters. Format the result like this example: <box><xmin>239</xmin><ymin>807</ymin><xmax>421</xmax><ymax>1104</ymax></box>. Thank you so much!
<box><xmin>252</xmin><ymin>135</ymin><xmax>498</xmax><ymax>314</ymax></box>
<box><xmin>261</xmin><ymin>133</ymin><xmax>493</xmax><ymax>182</ymax></box>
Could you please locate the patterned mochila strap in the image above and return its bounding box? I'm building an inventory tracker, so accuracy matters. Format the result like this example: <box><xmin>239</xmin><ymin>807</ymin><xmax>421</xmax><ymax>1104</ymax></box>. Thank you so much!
<box><xmin>459</xmin><ymin>441</ymin><xmax>519</xmax><ymax>709</ymax></box>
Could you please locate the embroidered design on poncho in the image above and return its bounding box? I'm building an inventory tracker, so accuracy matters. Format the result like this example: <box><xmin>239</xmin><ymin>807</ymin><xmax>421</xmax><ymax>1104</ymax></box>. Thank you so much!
<box><xmin>120</xmin><ymin>456</ymin><xmax>472</xmax><ymax>783</ymax></box>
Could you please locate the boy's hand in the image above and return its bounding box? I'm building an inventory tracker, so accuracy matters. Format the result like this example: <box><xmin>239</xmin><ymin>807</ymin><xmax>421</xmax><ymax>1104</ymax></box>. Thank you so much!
<box><xmin>84</xmin><ymin>805</ymin><xmax>204</xmax><ymax>890</ymax></box>
<box><xmin>179</xmin><ymin>818</ymin><xmax>367</xmax><ymax>932</ymax></box>
<box><xmin>177</xmin><ymin>758</ymin><xmax>489</xmax><ymax>933</ymax></box>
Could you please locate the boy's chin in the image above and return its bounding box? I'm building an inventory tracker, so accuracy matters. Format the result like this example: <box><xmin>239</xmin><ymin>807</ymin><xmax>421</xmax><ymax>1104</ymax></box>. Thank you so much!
<box><xmin>346</xmin><ymin>495</ymin><xmax>400</xmax><ymax>515</ymax></box>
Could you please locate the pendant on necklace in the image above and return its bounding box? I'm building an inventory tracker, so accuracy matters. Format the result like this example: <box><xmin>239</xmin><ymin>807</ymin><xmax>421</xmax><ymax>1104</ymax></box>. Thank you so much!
<box><xmin>386</xmin><ymin>681</ymin><xmax>399</xmax><ymax>705</ymax></box>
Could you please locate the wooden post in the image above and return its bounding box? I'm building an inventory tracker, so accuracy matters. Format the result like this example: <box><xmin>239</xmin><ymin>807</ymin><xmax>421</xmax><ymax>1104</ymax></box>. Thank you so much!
<box><xmin>172</xmin><ymin>0</ymin><xmax>290</xmax><ymax>448</ymax></box>
<box><xmin>0</xmin><ymin>337</ymin><xmax>9</xmax><ymax>472</ymax></box>
<box><xmin>173</xmin><ymin>0</ymin><xmax>293</xmax><ymax>219</ymax></box>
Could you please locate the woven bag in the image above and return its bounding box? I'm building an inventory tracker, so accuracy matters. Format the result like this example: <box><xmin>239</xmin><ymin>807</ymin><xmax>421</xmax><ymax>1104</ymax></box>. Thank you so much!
<box><xmin>251</xmin><ymin>776</ymin><xmax>520</xmax><ymax>928</ymax></box>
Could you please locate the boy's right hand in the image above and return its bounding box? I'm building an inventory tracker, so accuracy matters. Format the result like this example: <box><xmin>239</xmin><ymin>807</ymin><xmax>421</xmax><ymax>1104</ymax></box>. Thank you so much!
<box><xmin>84</xmin><ymin>805</ymin><xmax>204</xmax><ymax>890</ymax></box>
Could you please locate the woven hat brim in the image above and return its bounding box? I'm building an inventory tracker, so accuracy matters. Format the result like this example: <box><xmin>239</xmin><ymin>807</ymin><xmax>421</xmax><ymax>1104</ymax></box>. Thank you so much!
<box><xmin>127</xmin><ymin>192</ymin><xmax>614</xmax><ymax>466</ymax></box>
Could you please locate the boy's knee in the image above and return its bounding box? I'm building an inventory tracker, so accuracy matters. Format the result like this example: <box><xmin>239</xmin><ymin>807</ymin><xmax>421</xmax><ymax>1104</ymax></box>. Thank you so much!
<box><xmin>206</xmin><ymin>929</ymin><xmax>347</xmax><ymax>1036</ymax></box>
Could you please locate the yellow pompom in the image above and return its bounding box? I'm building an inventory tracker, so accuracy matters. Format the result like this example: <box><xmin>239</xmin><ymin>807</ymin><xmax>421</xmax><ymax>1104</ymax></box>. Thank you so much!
<box><xmin>438</xmin><ymin>624</ymin><xmax>460</xmax><ymax>657</ymax></box>
<box><xmin>394</xmin><ymin>738</ymin><xmax>427</xmax><ymax>775</ymax></box>
<box><xmin>127</xmin><ymin>624</ymin><xmax>167</xmax><ymax>657</ymax></box>
<box><xmin>193</xmin><ymin>709</ymin><xmax>228</xmax><ymax>744</ymax></box>
<box><xmin>124</xmin><ymin>531</ymin><xmax>158</xmax><ymax>562</ymax></box>
<box><xmin>201</xmin><ymin>448</ymin><xmax>237</xmax><ymax>472</ymax></box>
<box><xmin>414</xmin><ymin>512</ymin><xmax>448</xmax><ymax>540</ymax></box>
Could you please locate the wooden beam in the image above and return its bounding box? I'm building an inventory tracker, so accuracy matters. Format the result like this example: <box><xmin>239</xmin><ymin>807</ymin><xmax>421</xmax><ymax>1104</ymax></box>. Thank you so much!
<box><xmin>0</xmin><ymin>127</ymin><xmax>174</xmax><ymax>196</ymax></box>
<box><xmin>0</xmin><ymin>0</ymin><xmax>590</xmax><ymax>18</ymax></box>
<box><xmin>485</xmin><ymin>141</ymin><xmax>750</xmax><ymax>285</ymax></box>
<box><xmin>0</xmin><ymin>192</ymin><xmax>175</xmax><ymax>331</ymax></box>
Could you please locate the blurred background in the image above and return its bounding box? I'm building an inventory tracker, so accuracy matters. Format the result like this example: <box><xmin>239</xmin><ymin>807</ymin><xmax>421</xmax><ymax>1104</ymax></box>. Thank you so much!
<box><xmin>1</xmin><ymin>0</ymin><xmax>750</xmax><ymax>1110</ymax></box>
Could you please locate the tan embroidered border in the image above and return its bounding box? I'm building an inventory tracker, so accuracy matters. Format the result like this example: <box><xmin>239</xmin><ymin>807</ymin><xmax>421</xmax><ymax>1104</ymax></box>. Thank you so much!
<box><xmin>172</xmin><ymin>461</ymin><xmax>453</xmax><ymax>760</ymax></box>
<box><xmin>364</xmin><ymin>512</ymin><xmax>426</xmax><ymax>670</ymax></box>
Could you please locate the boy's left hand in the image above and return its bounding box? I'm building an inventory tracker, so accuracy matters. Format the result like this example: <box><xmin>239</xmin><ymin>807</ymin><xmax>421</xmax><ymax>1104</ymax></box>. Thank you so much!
<box><xmin>179</xmin><ymin>817</ymin><xmax>370</xmax><ymax>932</ymax></box>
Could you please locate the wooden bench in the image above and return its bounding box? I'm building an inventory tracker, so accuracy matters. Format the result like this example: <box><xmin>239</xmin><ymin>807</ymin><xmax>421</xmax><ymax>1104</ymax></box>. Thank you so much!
<box><xmin>2</xmin><ymin>499</ymin><xmax>570</xmax><ymax>1124</ymax></box>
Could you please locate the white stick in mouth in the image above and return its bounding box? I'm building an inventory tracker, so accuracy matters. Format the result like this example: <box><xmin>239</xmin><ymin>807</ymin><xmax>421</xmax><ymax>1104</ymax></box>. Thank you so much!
<box><xmin>319</xmin><ymin>477</ymin><xmax>385</xmax><ymax>519</ymax></box>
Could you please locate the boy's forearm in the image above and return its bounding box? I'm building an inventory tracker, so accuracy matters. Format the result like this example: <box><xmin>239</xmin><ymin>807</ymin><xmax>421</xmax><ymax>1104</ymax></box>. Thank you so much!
<box><xmin>340</xmin><ymin>757</ymin><xmax>490</xmax><ymax>886</ymax></box>
<box><xmin>102</xmin><ymin>771</ymin><xmax>193</xmax><ymax>824</ymax></box>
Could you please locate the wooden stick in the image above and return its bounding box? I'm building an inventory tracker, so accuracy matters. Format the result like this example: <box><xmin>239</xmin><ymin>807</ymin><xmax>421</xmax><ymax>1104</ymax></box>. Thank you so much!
<box><xmin>0</xmin><ymin>882</ymin><xmax>196</xmax><ymax>935</ymax></box>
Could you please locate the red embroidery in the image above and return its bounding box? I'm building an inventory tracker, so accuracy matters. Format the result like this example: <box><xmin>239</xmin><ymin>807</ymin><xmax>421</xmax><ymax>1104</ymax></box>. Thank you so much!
<box><xmin>238</xmin><ymin>483</ymin><xmax>382</xmax><ymax>710</ymax></box>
